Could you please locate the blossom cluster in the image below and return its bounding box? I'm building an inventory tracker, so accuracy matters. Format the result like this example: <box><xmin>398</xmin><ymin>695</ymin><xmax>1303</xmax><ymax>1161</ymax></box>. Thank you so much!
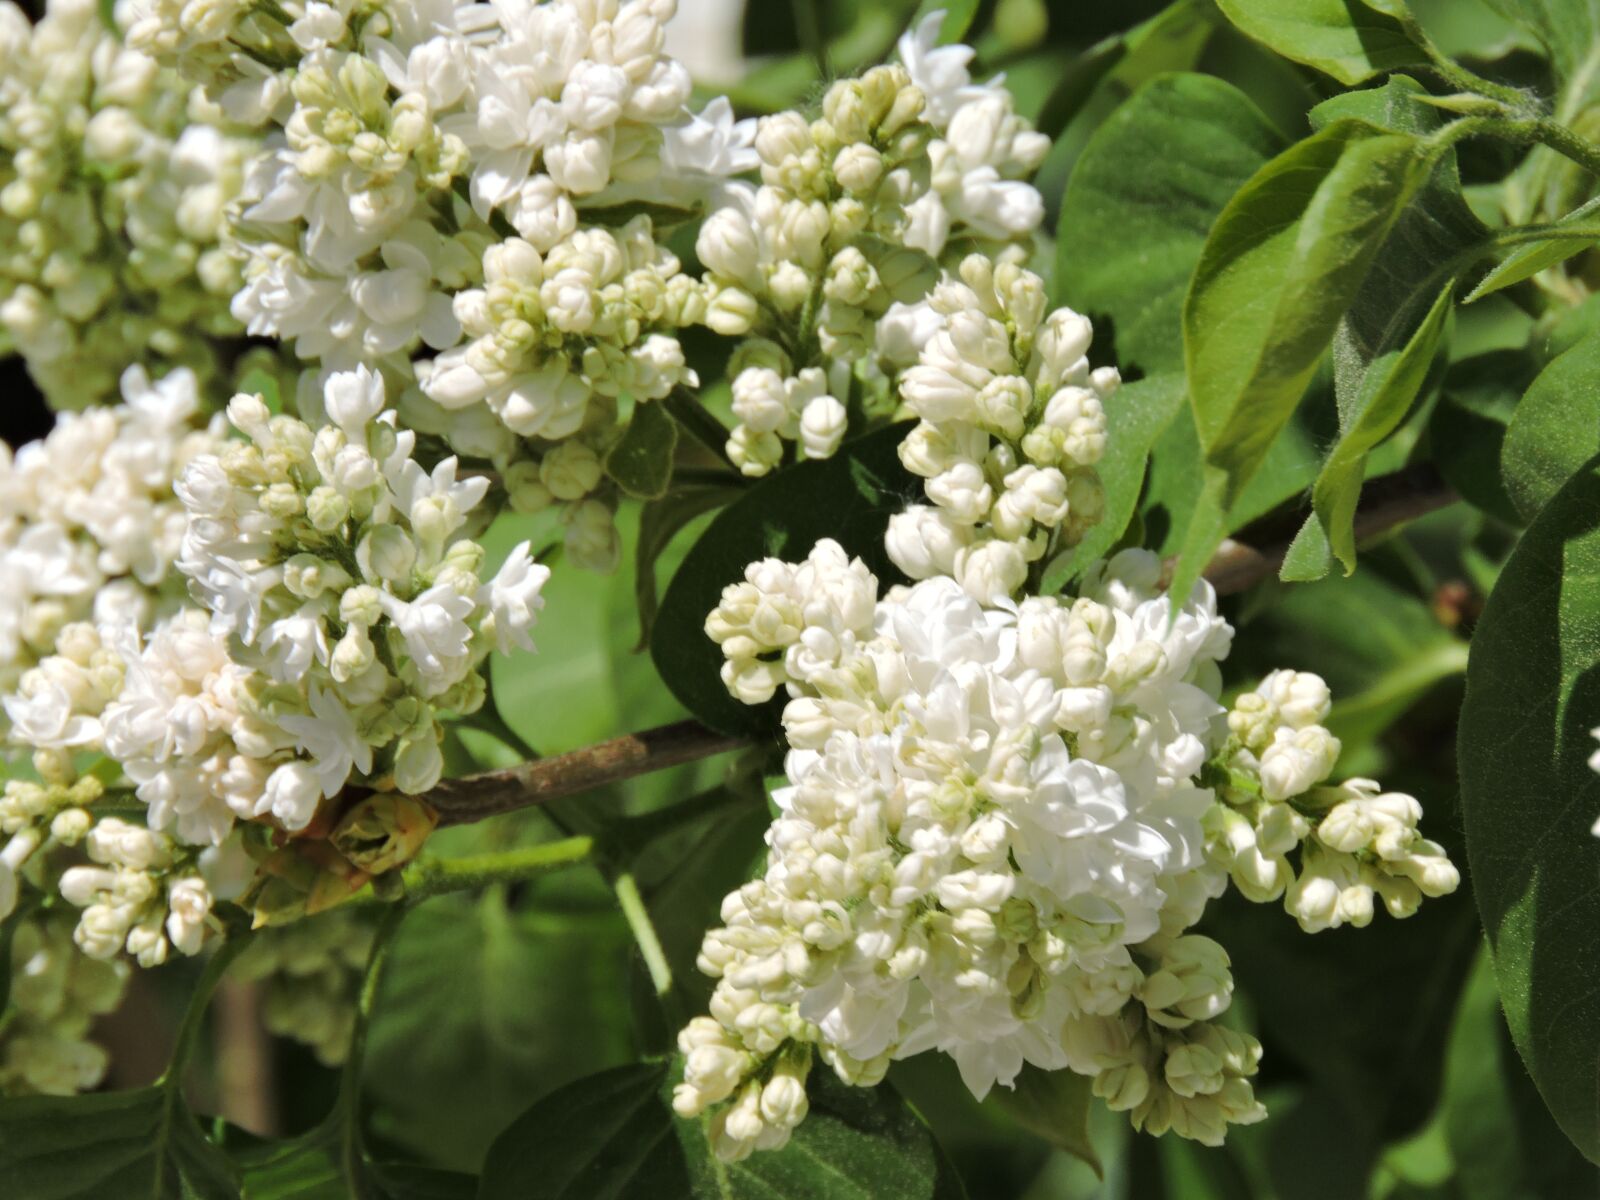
<box><xmin>234</xmin><ymin>906</ymin><xmax>376</xmax><ymax>1065</ymax></box>
<box><xmin>705</xmin><ymin>15</ymin><xmax>1049</xmax><ymax>477</ymax></box>
<box><xmin>683</xmin><ymin>541</ymin><xmax>1458</xmax><ymax>1158</ymax></box>
<box><xmin>0</xmin><ymin>364</ymin><xmax>225</xmax><ymax>697</ymax></box>
<box><xmin>0</xmin><ymin>912</ymin><xmax>127</xmax><ymax>1095</ymax></box>
<box><xmin>888</xmin><ymin>256</ymin><xmax>1113</xmax><ymax>604</ymax></box>
<box><xmin>0</xmin><ymin>0</ymin><xmax>255</xmax><ymax>409</ymax></box>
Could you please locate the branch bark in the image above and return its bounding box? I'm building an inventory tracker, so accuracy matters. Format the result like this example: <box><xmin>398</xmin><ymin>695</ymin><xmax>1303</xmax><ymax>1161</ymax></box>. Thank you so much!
<box><xmin>422</xmin><ymin>464</ymin><xmax>1457</xmax><ymax>827</ymax></box>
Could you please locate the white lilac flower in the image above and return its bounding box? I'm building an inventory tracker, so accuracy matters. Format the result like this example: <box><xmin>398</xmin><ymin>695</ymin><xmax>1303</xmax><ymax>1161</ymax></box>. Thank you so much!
<box><xmin>683</xmin><ymin>541</ymin><xmax>1458</xmax><ymax>1159</ymax></box>
<box><xmin>0</xmin><ymin>0</ymin><xmax>256</xmax><ymax>409</ymax></box>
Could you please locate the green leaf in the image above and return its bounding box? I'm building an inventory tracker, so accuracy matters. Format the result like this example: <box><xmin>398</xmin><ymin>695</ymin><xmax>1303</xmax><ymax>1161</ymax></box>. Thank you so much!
<box><xmin>1482</xmin><ymin>0</ymin><xmax>1600</xmax><ymax>85</ymax></box>
<box><xmin>1057</xmin><ymin>73</ymin><xmax>1285</xmax><ymax>375</ymax></box>
<box><xmin>986</xmin><ymin>1066</ymin><xmax>1101</xmax><ymax>1176</ymax></box>
<box><xmin>479</xmin><ymin>1062</ymin><xmax>691</xmax><ymax>1199</ymax></box>
<box><xmin>1041</xmin><ymin>374</ymin><xmax>1185</xmax><ymax>593</ymax></box>
<box><xmin>1459</xmin><ymin>449</ymin><xmax>1600</xmax><ymax>1163</ymax></box>
<box><xmin>606</xmin><ymin>400</ymin><xmax>680</xmax><ymax>501</ymax></box>
<box><xmin>1467</xmin><ymin>194</ymin><xmax>1600</xmax><ymax>301</ymax></box>
<box><xmin>1427</xmin><ymin>350</ymin><xmax>1530</xmax><ymax>526</ymax></box>
<box><xmin>1031</xmin><ymin>4</ymin><xmax>1221</xmax><ymax>215</ymax></box>
<box><xmin>1280</xmin><ymin>513</ymin><xmax>1335</xmax><ymax>582</ymax></box>
<box><xmin>0</xmin><ymin>1087</ymin><xmax>240</xmax><ymax>1200</ymax></box>
<box><xmin>651</xmin><ymin>423</ymin><xmax>915</xmax><ymax>737</ymax></box>
<box><xmin>1315</xmin><ymin>283</ymin><xmax>1454</xmax><ymax>571</ymax></box>
<box><xmin>633</xmin><ymin>485</ymin><xmax>740</xmax><ymax>651</ymax></box>
<box><xmin>364</xmin><ymin>891</ymin><xmax>635</xmax><ymax>1172</ymax></box>
<box><xmin>1501</xmin><ymin>327</ymin><xmax>1600</xmax><ymax>522</ymax></box>
<box><xmin>676</xmin><ymin>1070</ymin><xmax>961</xmax><ymax>1200</ymax></box>
<box><xmin>1175</xmin><ymin>118</ymin><xmax>1437</xmax><ymax>598</ymax></box>
<box><xmin>1214</xmin><ymin>0</ymin><xmax>1429</xmax><ymax>84</ymax></box>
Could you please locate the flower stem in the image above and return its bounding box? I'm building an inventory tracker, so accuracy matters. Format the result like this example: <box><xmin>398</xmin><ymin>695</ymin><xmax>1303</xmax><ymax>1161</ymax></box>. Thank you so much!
<box><xmin>160</xmin><ymin>932</ymin><xmax>255</xmax><ymax>1086</ymax></box>
<box><xmin>614</xmin><ymin>871</ymin><xmax>672</xmax><ymax>996</ymax></box>
<box><xmin>400</xmin><ymin>836</ymin><xmax>596</xmax><ymax>900</ymax></box>
<box><xmin>340</xmin><ymin>901</ymin><xmax>408</xmax><ymax>1200</ymax></box>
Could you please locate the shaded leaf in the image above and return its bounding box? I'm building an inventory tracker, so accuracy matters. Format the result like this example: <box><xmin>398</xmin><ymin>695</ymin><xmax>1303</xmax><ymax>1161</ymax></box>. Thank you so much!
<box><xmin>0</xmin><ymin>1086</ymin><xmax>239</xmax><ymax>1200</ymax></box>
<box><xmin>1483</xmin><ymin>0</ymin><xmax>1600</xmax><ymax>84</ymax></box>
<box><xmin>606</xmin><ymin>400</ymin><xmax>679</xmax><ymax>501</ymax></box>
<box><xmin>1427</xmin><ymin>350</ymin><xmax>1531</xmax><ymax>526</ymax></box>
<box><xmin>1057</xmin><ymin>73</ymin><xmax>1284</xmax><ymax>375</ymax></box>
<box><xmin>1459</xmin><ymin>449</ymin><xmax>1600</xmax><ymax>1163</ymax></box>
<box><xmin>987</xmin><ymin>1066</ymin><xmax>1101</xmax><ymax>1176</ymax></box>
<box><xmin>1501</xmin><ymin>327</ymin><xmax>1600</xmax><ymax>521</ymax></box>
<box><xmin>651</xmin><ymin>423</ymin><xmax>916</xmax><ymax>737</ymax></box>
<box><xmin>479</xmin><ymin>1062</ymin><xmax>690</xmax><ymax>1200</ymax></box>
<box><xmin>1215</xmin><ymin>0</ymin><xmax>1428</xmax><ymax>83</ymax></box>
<box><xmin>633</xmin><ymin>485</ymin><xmax>740</xmax><ymax>651</ymax></box>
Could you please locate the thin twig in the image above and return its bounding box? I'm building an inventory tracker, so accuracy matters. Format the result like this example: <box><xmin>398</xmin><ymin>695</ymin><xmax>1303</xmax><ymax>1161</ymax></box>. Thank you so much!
<box><xmin>426</xmin><ymin>720</ymin><xmax>746</xmax><ymax>825</ymax></box>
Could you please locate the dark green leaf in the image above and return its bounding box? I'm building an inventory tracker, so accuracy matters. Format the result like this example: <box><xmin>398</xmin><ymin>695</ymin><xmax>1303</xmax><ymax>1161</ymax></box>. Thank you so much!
<box><xmin>1501</xmin><ymin>327</ymin><xmax>1600</xmax><ymax>521</ymax></box>
<box><xmin>0</xmin><ymin>1086</ymin><xmax>240</xmax><ymax>1200</ymax></box>
<box><xmin>1214</xmin><ymin>0</ymin><xmax>1428</xmax><ymax>84</ymax></box>
<box><xmin>986</xmin><ymin>1066</ymin><xmax>1101</xmax><ymax>1176</ymax></box>
<box><xmin>1467</xmin><ymin>194</ymin><xmax>1600</xmax><ymax>301</ymax></box>
<box><xmin>229</xmin><ymin>1126</ymin><xmax>345</xmax><ymax>1200</ymax></box>
<box><xmin>1057</xmin><ymin>73</ymin><xmax>1285</xmax><ymax>375</ymax></box>
<box><xmin>633</xmin><ymin>485</ymin><xmax>740</xmax><ymax>651</ymax></box>
<box><xmin>607</xmin><ymin>400</ymin><xmax>680</xmax><ymax>501</ymax></box>
<box><xmin>1041</xmin><ymin>374</ymin><xmax>1185</xmax><ymax>592</ymax></box>
<box><xmin>1427</xmin><ymin>350</ymin><xmax>1531</xmax><ymax>526</ymax></box>
<box><xmin>479</xmin><ymin>1062</ymin><xmax>690</xmax><ymax>1200</ymax></box>
<box><xmin>1176</xmin><ymin>118</ymin><xmax>1437</xmax><ymax>598</ymax></box>
<box><xmin>1459</xmin><ymin>449</ymin><xmax>1600</xmax><ymax>1163</ymax></box>
<box><xmin>651</xmin><ymin>423</ymin><xmax>915</xmax><ymax>737</ymax></box>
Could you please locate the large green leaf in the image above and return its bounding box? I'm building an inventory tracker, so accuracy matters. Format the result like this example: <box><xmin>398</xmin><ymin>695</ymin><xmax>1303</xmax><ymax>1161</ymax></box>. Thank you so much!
<box><xmin>1459</xmin><ymin>450</ymin><xmax>1600</xmax><ymax>1163</ymax></box>
<box><xmin>1032</xmin><ymin>4</ymin><xmax>1222</xmax><ymax>223</ymax></box>
<box><xmin>364</xmin><ymin>891</ymin><xmax>635</xmax><ymax>1171</ymax></box>
<box><xmin>0</xmin><ymin>1087</ymin><xmax>239</xmax><ymax>1200</ymax></box>
<box><xmin>1041</xmin><ymin>374</ymin><xmax>1185</xmax><ymax>592</ymax></box>
<box><xmin>1501</xmin><ymin>327</ymin><xmax>1600</xmax><ymax>522</ymax></box>
<box><xmin>1176</xmin><ymin>119</ymin><xmax>1438</xmax><ymax>597</ymax></box>
<box><xmin>1214</xmin><ymin>0</ymin><xmax>1428</xmax><ymax>84</ymax></box>
<box><xmin>651</xmin><ymin>423</ymin><xmax>915</xmax><ymax>737</ymax></box>
<box><xmin>1056</xmin><ymin>73</ymin><xmax>1284</xmax><ymax>376</ymax></box>
<box><xmin>479</xmin><ymin>1062</ymin><xmax>691</xmax><ymax>1199</ymax></box>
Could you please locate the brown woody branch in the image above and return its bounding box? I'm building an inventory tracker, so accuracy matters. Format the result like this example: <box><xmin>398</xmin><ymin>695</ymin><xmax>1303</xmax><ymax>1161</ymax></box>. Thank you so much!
<box><xmin>422</xmin><ymin>465</ymin><xmax>1457</xmax><ymax>827</ymax></box>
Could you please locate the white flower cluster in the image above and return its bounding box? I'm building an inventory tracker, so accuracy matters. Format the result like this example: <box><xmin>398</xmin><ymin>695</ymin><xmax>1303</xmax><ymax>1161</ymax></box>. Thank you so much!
<box><xmin>1210</xmin><ymin>671</ymin><xmax>1459</xmax><ymax>932</ymax></box>
<box><xmin>887</xmin><ymin>256</ymin><xmax>1113</xmax><ymax>605</ymax></box>
<box><xmin>687</xmin><ymin>543</ymin><xmax>1253</xmax><ymax>1156</ymax></box>
<box><xmin>701</xmin><ymin>17</ymin><xmax>1048</xmax><ymax>478</ymax></box>
<box><xmin>0</xmin><ymin>365</ymin><xmax>225</xmax><ymax>696</ymax></box>
<box><xmin>0</xmin><ymin>0</ymin><xmax>255</xmax><ymax>409</ymax></box>
<box><xmin>685</xmin><ymin>541</ymin><xmax>1461</xmax><ymax>1158</ymax></box>
<box><xmin>234</xmin><ymin>906</ymin><xmax>375</xmax><ymax>1064</ymax></box>
<box><xmin>57</xmin><ymin>818</ymin><xmax>216</xmax><ymax>966</ymax></box>
<box><xmin>0</xmin><ymin>912</ymin><xmax>127</xmax><ymax>1096</ymax></box>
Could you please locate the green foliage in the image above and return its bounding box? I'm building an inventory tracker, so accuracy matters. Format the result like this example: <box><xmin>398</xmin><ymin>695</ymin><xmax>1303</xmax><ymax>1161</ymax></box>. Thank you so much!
<box><xmin>1214</xmin><ymin>0</ymin><xmax>1428</xmax><ymax>84</ymax></box>
<box><xmin>1500</xmin><ymin>328</ymin><xmax>1600</xmax><ymax>521</ymax></box>
<box><xmin>986</xmin><ymin>1067</ymin><xmax>1100</xmax><ymax>1178</ymax></box>
<box><xmin>1467</xmin><ymin>194</ymin><xmax>1600</xmax><ymax>300</ymax></box>
<box><xmin>1460</xmin><ymin>451</ymin><xmax>1600</xmax><ymax>1164</ymax></box>
<box><xmin>0</xmin><ymin>1087</ymin><xmax>238</xmax><ymax>1199</ymax></box>
<box><xmin>651</xmin><ymin>423</ymin><xmax>915</xmax><ymax>736</ymax></box>
<box><xmin>1057</xmin><ymin>73</ymin><xmax>1284</xmax><ymax>374</ymax></box>
<box><xmin>605</xmin><ymin>400</ymin><xmax>680</xmax><ymax>501</ymax></box>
